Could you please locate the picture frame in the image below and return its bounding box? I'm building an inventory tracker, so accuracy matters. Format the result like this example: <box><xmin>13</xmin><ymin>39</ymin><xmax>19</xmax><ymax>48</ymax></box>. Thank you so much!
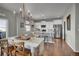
<box><xmin>67</xmin><ymin>14</ymin><xmax>71</xmax><ymax>30</ymax></box>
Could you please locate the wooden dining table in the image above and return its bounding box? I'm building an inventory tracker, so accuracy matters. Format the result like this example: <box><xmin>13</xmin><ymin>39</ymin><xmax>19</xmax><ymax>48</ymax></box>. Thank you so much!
<box><xmin>8</xmin><ymin>36</ymin><xmax>44</xmax><ymax>56</ymax></box>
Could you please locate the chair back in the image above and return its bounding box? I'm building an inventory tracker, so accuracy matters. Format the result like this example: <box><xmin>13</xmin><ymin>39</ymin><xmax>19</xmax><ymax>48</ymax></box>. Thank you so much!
<box><xmin>0</xmin><ymin>39</ymin><xmax>8</xmax><ymax>56</ymax></box>
<box><xmin>12</xmin><ymin>41</ymin><xmax>31</xmax><ymax>56</ymax></box>
<box><xmin>0</xmin><ymin>39</ymin><xmax>8</xmax><ymax>47</ymax></box>
<box><xmin>13</xmin><ymin>41</ymin><xmax>24</xmax><ymax>52</ymax></box>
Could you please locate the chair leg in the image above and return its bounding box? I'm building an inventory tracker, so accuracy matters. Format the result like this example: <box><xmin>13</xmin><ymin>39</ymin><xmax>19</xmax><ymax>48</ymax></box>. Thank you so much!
<box><xmin>30</xmin><ymin>52</ymin><xmax>32</xmax><ymax>56</ymax></box>
<box><xmin>1</xmin><ymin>47</ymin><xmax>2</xmax><ymax>56</ymax></box>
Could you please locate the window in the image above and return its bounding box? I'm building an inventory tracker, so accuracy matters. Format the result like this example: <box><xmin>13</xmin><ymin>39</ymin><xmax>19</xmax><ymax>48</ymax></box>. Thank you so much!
<box><xmin>25</xmin><ymin>21</ymin><xmax>30</xmax><ymax>24</ymax></box>
<box><xmin>25</xmin><ymin>21</ymin><xmax>31</xmax><ymax>31</ymax></box>
<box><xmin>0</xmin><ymin>19</ymin><xmax>8</xmax><ymax>39</ymax></box>
<box><xmin>25</xmin><ymin>25</ymin><xmax>31</xmax><ymax>31</ymax></box>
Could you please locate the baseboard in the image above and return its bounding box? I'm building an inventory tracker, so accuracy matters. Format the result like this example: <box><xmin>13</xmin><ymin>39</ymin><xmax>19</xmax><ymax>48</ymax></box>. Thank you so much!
<box><xmin>74</xmin><ymin>50</ymin><xmax>79</xmax><ymax>53</ymax></box>
<box><xmin>74</xmin><ymin>51</ymin><xmax>79</xmax><ymax>53</ymax></box>
<box><xmin>65</xmin><ymin>40</ymin><xmax>76</xmax><ymax>52</ymax></box>
<box><xmin>74</xmin><ymin>51</ymin><xmax>79</xmax><ymax>56</ymax></box>
<box><xmin>65</xmin><ymin>40</ymin><xmax>79</xmax><ymax>54</ymax></box>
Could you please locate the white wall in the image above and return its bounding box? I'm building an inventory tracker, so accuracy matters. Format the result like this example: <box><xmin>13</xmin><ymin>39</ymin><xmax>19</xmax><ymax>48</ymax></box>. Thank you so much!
<box><xmin>53</xmin><ymin>20</ymin><xmax>62</xmax><ymax>24</ymax></box>
<box><xmin>63</xmin><ymin>4</ymin><xmax>76</xmax><ymax>51</ymax></box>
<box><xmin>35</xmin><ymin>20</ymin><xmax>62</xmax><ymax>33</ymax></box>
<box><xmin>35</xmin><ymin>21</ymin><xmax>53</xmax><ymax>33</ymax></box>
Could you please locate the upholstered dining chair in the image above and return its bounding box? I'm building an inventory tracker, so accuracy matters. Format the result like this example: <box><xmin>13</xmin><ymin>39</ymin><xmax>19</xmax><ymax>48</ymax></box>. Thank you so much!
<box><xmin>0</xmin><ymin>39</ymin><xmax>8</xmax><ymax>56</ymax></box>
<box><xmin>12</xmin><ymin>41</ymin><xmax>31</xmax><ymax>56</ymax></box>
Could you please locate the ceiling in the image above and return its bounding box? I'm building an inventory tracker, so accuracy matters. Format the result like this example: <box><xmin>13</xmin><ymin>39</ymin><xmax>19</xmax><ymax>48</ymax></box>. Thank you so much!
<box><xmin>0</xmin><ymin>3</ymin><xmax>73</xmax><ymax>20</ymax></box>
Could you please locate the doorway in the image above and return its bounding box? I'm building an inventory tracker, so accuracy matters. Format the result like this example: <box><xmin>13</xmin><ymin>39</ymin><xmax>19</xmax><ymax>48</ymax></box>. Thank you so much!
<box><xmin>53</xmin><ymin>24</ymin><xmax>62</xmax><ymax>39</ymax></box>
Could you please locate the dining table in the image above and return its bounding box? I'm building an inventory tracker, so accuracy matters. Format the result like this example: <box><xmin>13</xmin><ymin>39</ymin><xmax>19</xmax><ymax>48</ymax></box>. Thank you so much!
<box><xmin>8</xmin><ymin>36</ymin><xmax>44</xmax><ymax>56</ymax></box>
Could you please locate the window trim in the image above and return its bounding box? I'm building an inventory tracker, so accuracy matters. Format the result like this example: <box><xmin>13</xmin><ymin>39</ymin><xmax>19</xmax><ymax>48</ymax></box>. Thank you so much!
<box><xmin>25</xmin><ymin>21</ymin><xmax>31</xmax><ymax>32</ymax></box>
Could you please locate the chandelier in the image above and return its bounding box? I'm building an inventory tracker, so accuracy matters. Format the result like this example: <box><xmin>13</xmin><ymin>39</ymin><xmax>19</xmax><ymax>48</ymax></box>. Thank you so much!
<box><xmin>19</xmin><ymin>3</ymin><xmax>32</xmax><ymax>21</ymax></box>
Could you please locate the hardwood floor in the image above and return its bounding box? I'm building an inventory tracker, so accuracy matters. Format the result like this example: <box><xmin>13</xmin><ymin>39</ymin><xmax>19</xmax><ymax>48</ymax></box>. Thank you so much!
<box><xmin>0</xmin><ymin>39</ymin><xmax>79</xmax><ymax>56</ymax></box>
<box><xmin>39</xmin><ymin>39</ymin><xmax>79</xmax><ymax>56</ymax></box>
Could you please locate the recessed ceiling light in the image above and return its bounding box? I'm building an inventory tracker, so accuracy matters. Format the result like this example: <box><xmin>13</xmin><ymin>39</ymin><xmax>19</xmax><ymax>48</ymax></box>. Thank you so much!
<box><xmin>27</xmin><ymin>9</ymin><xmax>30</xmax><ymax>13</ymax></box>
<box><xmin>13</xmin><ymin>10</ymin><xmax>16</xmax><ymax>14</ymax></box>
<box><xmin>20</xmin><ymin>8</ymin><xmax>22</xmax><ymax>12</ymax></box>
<box><xmin>57</xmin><ymin>16</ymin><xmax>60</xmax><ymax>18</ymax></box>
<box><xmin>41</xmin><ymin>14</ymin><xmax>44</xmax><ymax>17</ymax></box>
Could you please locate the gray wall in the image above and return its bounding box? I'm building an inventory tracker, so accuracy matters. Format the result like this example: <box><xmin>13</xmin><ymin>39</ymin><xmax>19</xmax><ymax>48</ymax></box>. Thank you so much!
<box><xmin>0</xmin><ymin>7</ymin><xmax>17</xmax><ymax>37</ymax></box>
<box><xmin>16</xmin><ymin>15</ymin><xmax>26</xmax><ymax>35</ymax></box>
<box><xmin>75</xmin><ymin>4</ymin><xmax>79</xmax><ymax>52</ymax></box>
<box><xmin>63</xmin><ymin>3</ymin><xmax>79</xmax><ymax>52</ymax></box>
<box><xmin>63</xmin><ymin>4</ymin><xmax>76</xmax><ymax>51</ymax></box>
<box><xmin>16</xmin><ymin>15</ymin><xmax>34</xmax><ymax>36</ymax></box>
<box><xmin>0</xmin><ymin>6</ymin><xmax>32</xmax><ymax>37</ymax></box>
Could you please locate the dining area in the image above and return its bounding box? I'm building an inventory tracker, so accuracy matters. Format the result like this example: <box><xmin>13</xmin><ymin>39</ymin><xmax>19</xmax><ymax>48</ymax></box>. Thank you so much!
<box><xmin>0</xmin><ymin>34</ymin><xmax>44</xmax><ymax>56</ymax></box>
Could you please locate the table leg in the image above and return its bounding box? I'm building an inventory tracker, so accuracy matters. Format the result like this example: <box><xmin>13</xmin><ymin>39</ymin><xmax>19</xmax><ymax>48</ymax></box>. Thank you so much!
<box><xmin>31</xmin><ymin>47</ymin><xmax>35</xmax><ymax>56</ymax></box>
<box><xmin>39</xmin><ymin>41</ymin><xmax>44</xmax><ymax>56</ymax></box>
<box><xmin>0</xmin><ymin>47</ymin><xmax>1</xmax><ymax>56</ymax></box>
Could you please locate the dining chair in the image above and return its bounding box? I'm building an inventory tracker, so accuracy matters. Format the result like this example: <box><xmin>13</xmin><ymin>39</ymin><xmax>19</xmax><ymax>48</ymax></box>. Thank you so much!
<box><xmin>0</xmin><ymin>42</ymin><xmax>1</xmax><ymax>56</ymax></box>
<box><xmin>8</xmin><ymin>45</ymin><xmax>14</xmax><ymax>56</ymax></box>
<box><xmin>12</xmin><ymin>41</ymin><xmax>31</xmax><ymax>56</ymax></box>
<box><xmin>0</xmin><ymin>39</ymin><xmax>8</xmax><ymax>56</ymax></box>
